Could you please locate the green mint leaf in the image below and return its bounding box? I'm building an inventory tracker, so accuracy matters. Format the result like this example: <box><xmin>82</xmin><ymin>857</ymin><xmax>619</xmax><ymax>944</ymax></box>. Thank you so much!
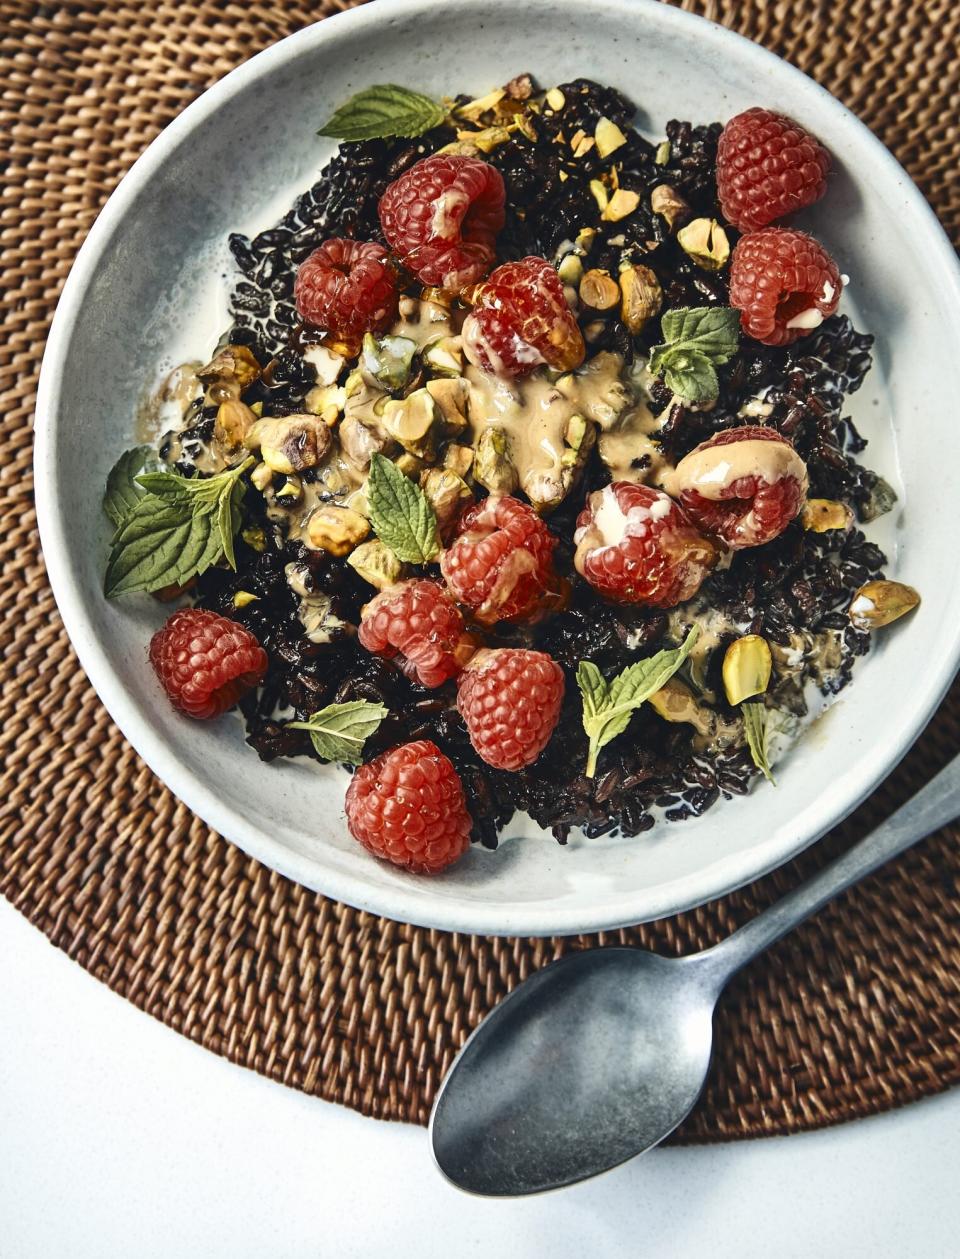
<box><xmin>367</xmin><ymin>453</ymin><xmax>440</xmax><ymax>564</ymax></box>
<box><xmin>742</xmin><ymin>701</ymin><xmax>776</xmax><ymax>784</ymax></box>
<box><xmin>578</xmin><ymin>627</ymin><xmax>700</xmax><ymax>777</ymax></box>
<box><xmin>104</xmin><ymin>461</ymin><xmax>250</xmax><ymax>598</ymax></box>
<box><xmin>649</xmin><ymin>306</ymin><xmax>740</xmax><ymax>404</ymax></box>
<box><xmin>102</xmin><ymin>446</ymin><xmax>156</xmax><ymax>530</ymax></box>
<box><xmin>287</xmin><ymin>700</ymin><xmax>388</xmax><ymax>764</ymax></box>
<box><xmin>318</xmin><ymin>85</ymin><xmax>447</xmax><ymax>141</ymax></box>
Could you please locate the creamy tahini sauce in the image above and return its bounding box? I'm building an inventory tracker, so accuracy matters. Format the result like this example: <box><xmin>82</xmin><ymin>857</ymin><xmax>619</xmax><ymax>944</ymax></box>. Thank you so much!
<box><xmin>662</xmin><ymin>438</ymin><xmax>807</xmax><ymax>499</ymax></box>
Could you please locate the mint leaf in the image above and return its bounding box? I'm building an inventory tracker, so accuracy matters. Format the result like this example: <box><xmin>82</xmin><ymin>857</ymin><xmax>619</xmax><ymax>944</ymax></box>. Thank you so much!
<box><xmin>649</xmin><ymin>306</ymin><xmax>740</xmax><ymax>404</ymax></box>
<box><xmin>743</xmin><ymin>701</ymin><xmax>776</xmax><ymax>784</ymax></box>
<box><xmin>103</xmin><ymin>446</ymin><xmax>156</xmax><ymax>530</ymax></box>
<box><xmin>287</xmin><ymin>700</ymin><xmax>388</xmax><ymax>764</ymax></box>
<box><xmin>367</xmin><ymin>453</ymin><xmax>439</xmax><ymax>564</ymax></box>
<box><xmin>104</xmin><ymin>461</ymin><xmax>250</xmax><ymax>598</ymax></box>
<box><xmin>318</xmin><ymin>85</ymin><xmax>447</xmax><ymax>141</ymax></box>
<box><xmin>577</xmin><ymin>627</ymin><xmax>700</xmax><ymax>777</ymax></box>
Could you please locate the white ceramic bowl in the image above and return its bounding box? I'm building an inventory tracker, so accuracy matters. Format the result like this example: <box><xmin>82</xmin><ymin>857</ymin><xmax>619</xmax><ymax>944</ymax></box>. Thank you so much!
<box><xmin>35</xmin><ymin>0</ymin><xmax>960</xmax><ymax>935</ymax></box>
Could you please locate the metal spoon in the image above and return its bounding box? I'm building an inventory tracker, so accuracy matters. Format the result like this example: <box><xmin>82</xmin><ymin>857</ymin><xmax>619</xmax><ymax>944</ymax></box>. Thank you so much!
<box><xmin>430</xmin><ymin>754</ymin><xmax>960</xmax><ymax>1197</ymax></box>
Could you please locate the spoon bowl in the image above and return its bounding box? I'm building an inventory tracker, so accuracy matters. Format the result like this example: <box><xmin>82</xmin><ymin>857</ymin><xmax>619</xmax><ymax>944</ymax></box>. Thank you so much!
<box><xmin>430</xmin><ymin>948</ymin><xmax>717</xmax><ymax>1196</ymax></box>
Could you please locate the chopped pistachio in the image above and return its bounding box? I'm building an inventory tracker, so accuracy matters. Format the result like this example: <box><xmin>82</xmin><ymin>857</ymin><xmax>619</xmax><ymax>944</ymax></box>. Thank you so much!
<box><xmin>246</xmin><ymin>414</ymin><xmax>330</xmax><ymax>475</ymax></box>
<box><xmin>305</xmin><ymin>382</ymin><xmax>347</xmax><ymax>424</ymax></box>
<box><xmin>361</xmin><ymin>333</ymin><xmax>418</xmax><ymax>391</ymax></box>
<box><xmin>232</xmin><ymin>590</ymin><xmax>259</xmax><ymax>609</ymax></box>
<box><xmin>722</xmin><ymin>635</ymin><xmax>773</xmax><ymax>706</ymax></box>
<box><xmin>276</xmin><ymin>477</ymin><xmax>301</xmax><ymax>500</ymax></box>
<box><xmin>380</xmin><ymin>389</ymin><xmax>442</xmax><ymax>457</ymax></box>
<box><xmin>250</xmin><ymin>462</ymin><xmax>273</xmax><ymax>492</ymax></box>
<box><xmin>443</xmin><ymin>443</ymin><xmax>474</xmax><ymax>479</ymax></box>
<box><xmin>394</xmin><ymin>451</ymin><xmax>426</xmax><ymax>478</ymax></box>
<box><xmin>436</xmin><ymin>139</ymin><xmax>482</xmax><ymax>158</ymax></box>
<box><xmin>579</xmin><ymin>268</ymin><xmax>620</xmax><ymax>310</ymax></box>
<box><xmin>677</xmin><ymin>217</ymin><xmax>731</xmax><ymax>271</ymax></box>
<box><xmin>422</xmin><ymin>336</ymin><xmax>463</xmax><ymax>376</ymax></box>
<box><xmin>347</xmin><ymin>539</ymin><xmax>404</xmax><ymax>591</ymax></box>
<box><xmin>505</xmin><ymin>73</ymin><xmax>533</xmax><ymax>100</ymax></box>
<box><xmin>569</xmin><ymin>128</ymin><xmax>587</xmax><ymax>149</ymax></box>
<box><xmin>572</xmin><ymin>135</ymin><xmax>596</xmax><ymax>158</ymax></box>
<box><xmin>601</xmin><ymin>189</ymin><xmax>640</xmax><ymax>222</ymax></box>
<box><xmin>655</xmin><ymin>140</ymin><xmax>671</xmax><ymax>165</ymax></box>
<box><xmin>557</xmin><ymin>253</ymin><xmax>584</xmax><ymax>285</ymax></box>
<box><xmin>575</xmin><ymin>226</ymin><xmax>598</xmax><ymax>254</ymax></box>
<box><xmin>425</xmin><ymin>376</ymin><xmax>469</xmax><ymax>434</ymax></box>
<box><xmin>214</xmin><ymin>399</ymin><xmax>256</xmax><ymax>452</ymax></box>
<box><xmin>456</xmin><ymin>124</ymin><xmax>513</xmax><ymax>152</ymax></box>
<box><xmin>339</xmin><ymin>415</ymin><xmax>390</xmax><ymax>471</ymax></box>
<box><xmin>861</xmin><ymin>474</ymin><xmax>898</xmax><ymax>522</ymax></box>
<box><xmin>619</xmin><ymin>264</ymin><xmax>663</xmax><ymax>334</ymax></box>
<box><xmin>511</xmin><ymin>112</ymin><xmax>538</xmax><ymax>143</ymax></box>
<box><xmin>455</xmin><ymin>87</ymin><xmax>506</xmax><ymax>121</ymax></box>
<box><xmin>420</xmin><ymin>467</ymin><xmax>474</xmax><ymax>537</ymax></box>
<box><xmin>302</xmin><ymin>343</ymin><xmax>345</xmax><ymax>385</ymax></box>
<box><xmin>801</xmin><ymin>498</ymin><xmax>855</xmax><ymax>533</ymax></box>
<box><xmin>588</xmin><ymin>179</ymin><xmax>609</xmax><ymax>213</ymax></box>
<box><xmin>545</xmin><ymin>87</ymin><xmax>566</xmax><ymax>111</ymax></box>
<box><xmin>595</xmin><ymin>117</ymin><xmax>627</xmax><ymax>158</ymax></box>
<box><xmin>343</xmin><ymin>366</ymin><xmax>364</xmax><ymax>399</ymax></box>
<box><xmin>306</xmin><ymin>505</ymin><xmax>370</xmax><ymax>556</ymax></box>
<box><xmin>848</xmin><ymin>580</ymin><xmax>920</xmax><ymax>630</ymax></box>
<box><xmin>241</xmin><ymin>525</ymin><xmax>267</xmax><ymax>553</ymax></box>
<box><xmin>196</xmin><ymin>344</ymin><xmax>261</xmax><ymax>400</ymax></box>
<box><xmin>650</xmin><ymin>183</ymin><xmax>690</xmax><ymax>231</ymax></box>
<box><xmin>474</xmin><ymin>427</ymin><xmax>519</xmax><ymax>494</ymax></box>
<box><xmin>250</xmin><ymin>401</ymin><xmax>264</xmax><ymax>418</ymax></box>
<box><xmin>558</xmin><ymin>169</ymin><xmax>569</xmax><ymax>183</ymax></box>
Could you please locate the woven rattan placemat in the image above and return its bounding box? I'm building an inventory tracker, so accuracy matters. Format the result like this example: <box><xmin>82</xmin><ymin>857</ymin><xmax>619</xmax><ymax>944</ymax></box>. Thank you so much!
<box><xmin>2</xmin><ymin>0</ymin><xmax>958</xmax><ymax>1137</ymax></box>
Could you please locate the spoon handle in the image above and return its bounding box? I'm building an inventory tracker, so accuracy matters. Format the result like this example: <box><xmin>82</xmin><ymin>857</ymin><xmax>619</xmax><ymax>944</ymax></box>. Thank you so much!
<box><xmin>699</xmin><ymin>753</ymin><xmax>960</xmax><ymax>984</ymax></box>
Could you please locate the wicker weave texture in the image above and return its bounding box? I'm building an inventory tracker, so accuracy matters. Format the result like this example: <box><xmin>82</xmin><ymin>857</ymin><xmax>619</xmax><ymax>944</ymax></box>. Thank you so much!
<box><xmin>1</xmin><ymin>0</ymin><xmax>958</xmax><ymax>1136</ymax></box>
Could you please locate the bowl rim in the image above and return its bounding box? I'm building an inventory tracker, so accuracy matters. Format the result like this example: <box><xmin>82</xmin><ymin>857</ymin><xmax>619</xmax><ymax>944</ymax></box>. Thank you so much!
<box><xmin>34</xmin><ymin>0</ymin><xmax>960</xmax><ymax>935</ymax></box>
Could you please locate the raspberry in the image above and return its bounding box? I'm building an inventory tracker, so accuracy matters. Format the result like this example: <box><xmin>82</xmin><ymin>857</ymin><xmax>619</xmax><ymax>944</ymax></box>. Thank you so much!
<box><xmin>294</xmin><ymin>237</ymin><xmax>398</xmax><ymax>339</ymax></box>
<box><xmin>729</xmin><ymin>227</ymin><xmax>842</xmax><ymax>347</ymax></box>
<box><xmin>574</xmin><ymin>482</ymin><xmax>717</xmax><ymax>608</ymax></box>
<box><xmin>344</xmin><ymin>740</ymin><xmax>472</xmax><ymax>874</ymax></box>
<box><xmin>717</xmin><ymin>107</ymin><xmax>830</xmax><ymax>232</ymax></box>
<box><xmin>149</xmin><ymin>608</ymin><xmax>268</xmax><ymax>720</ymax></box>
<box><xmin>461</xmin><ymin>256</ymin><xmax>586</xmax><ymax>379</ymax></box>
<box><xmin>457</xmin><ymin>648</ymin><xmax>565</xmax><ymax>771</ymax></box>
<box><xmin>441</xmin><ymin>495</ymin><xmax>557</xmax><ymax>623</ymax></box>
<box><xmin>379</xmin><ymin>154</ymin><xmax>505</xmax><ymax>290</ymax></box>
<box><xmin>668</xmin><ymin>426</ymin><xmax>809</xmax><ymax>549</ymax></box>
<box><xmin>358</xmin><ymin>579</ymin><xmax>472</xmax><ymax>688</ymax></box>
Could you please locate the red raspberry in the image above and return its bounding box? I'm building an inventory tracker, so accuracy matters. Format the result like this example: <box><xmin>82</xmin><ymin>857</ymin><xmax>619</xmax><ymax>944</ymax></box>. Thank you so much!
<box><xmin>667</xmin><ymin>426</ymin><xmax>809</xmax><ymax>550</ymax></box>
<box><xmin>358</xmin><ymin>579</ymin><xmax>472</xmax><ymax>688</ymax></box>
<box><xmin>379</xmin><ymin>154</ymin><xmax>505</xmax><ymax>290</ymax></box>
<box><xmin>149</xmin><ymin>608</ymin><xmax>268</xmax><ymax>720</ymax></box>
<box><xmin>344</xmin><ymin>740</ymin><xmax>472</xmax><ymax>874</ymax></box>
<box><xmin>729</xmin><ymin>227</ymin><xmax>842</xmax><ymax>347</ymax></box>
<box><xmin>574</xmin><ymin>482</ymin><xmax>717</xmax><ymax>608</ymax></box>
<box><xmin>457</xmin><ymin>648</ymin><xmax>565</xmax><ymax>771</ymax></box>
<box><xmin>461</xmin><ymin>256</ymin><xmax>586</xmax><ymax>379</ymax></box>
<box><xmin>294</xmin><ymin>237</ymin><xmax>398</xmax><ymax>339</ymax></box>
<box><xmin>717</xmin><ymin>107</ymin><xmax>831</xmax><ymax>232</ymax></box>
<box><xmin>441</xmin><ymin>495</ymin><xmax>556</xmax><ymax>623</ymax></box>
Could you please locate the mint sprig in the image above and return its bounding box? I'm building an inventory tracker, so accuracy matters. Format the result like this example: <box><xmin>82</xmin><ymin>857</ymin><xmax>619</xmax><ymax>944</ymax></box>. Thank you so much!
<box><xmin>318</xmin><ymin>85</ymin><xmax>447</xmax><ymax>142</ymax></box>
<box><xmin>103</xmin><ymin>460</ymin><xmax>251</xmax><ymax>598</ymax></box>
<box><xmin>577</xmin><ymin>627</ymin><xmax>700</xmax><ymax>777</ymax></box>
<box><xmin>287</xmin><ymin>700</ymin><xmax>388</xmax><ymax>764</ymax></box>
<box><xmin>742</xmin><ymin>701</ymin><xmax>776</xmax><ymax>784</ymax></box>
<box><xmin>102</xmin><ymin>445</ymin><xmax>157</xmax><ymax>529</ymax></box>
<box><xmin>648</xmin><ymin>307</ymin><xmax>740</xmax><ymax>405</ymax></box>
<box><xmin>367</xmin><ymin>453</ymin><xmax>440</xmax><ymax>565</ymax></box>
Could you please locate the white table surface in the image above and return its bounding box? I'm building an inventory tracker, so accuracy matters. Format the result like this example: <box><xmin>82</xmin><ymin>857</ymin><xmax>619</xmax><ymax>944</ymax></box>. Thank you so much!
<box><xmin>1</xmin><ymin>896</ymin><xmax>957</xmax><ymax>1259</ymax></box>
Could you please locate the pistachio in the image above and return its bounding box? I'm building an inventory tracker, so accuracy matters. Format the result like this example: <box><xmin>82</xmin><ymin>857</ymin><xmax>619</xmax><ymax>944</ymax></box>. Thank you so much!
<box><xmin>655</xmin><ymin>140</ymin><xmax>671</xmax><ymax>165</ymax></box>
<box><xmin>421</xmin><ymin>467</ymin><xmax>474</xmax><ymax>538</ymax></box>
<box><xmin>512</xmin><ymin>112</ymin><xmax>538</xmax><ymax>143</ymax></box>
<box><xmin>575</xmin><ymin>226</ymin><xmax>598</xmax><ymax>254</ymax></box>
<box><xmin>435</xmin><ymin>140</ymin><xmax>482</xmax><ymax>158</ymax></box>
<box><xmin>232</xmin><ymin>590</ymin><xmax>259</xmax><ymax>608</ymax></box>
<box><xmin>381</xmin><ymin>389</ymin><xmax>442</xmax><ymax>457</ymax></box>
<box><xmin>276</xmin><ymin>477</ymin><xmax>301</xmax><ymax>500</ymax></box>
<box><xmin>443</xmin><ymin>443</ymin><xmax>475</xmax><ymax>480</ymax></box>
<box><xmin>474</xmin><ymin>426</ymin><xmax>519</xmax><ymax>494</ymax></box>
<box><xmin>722</xmin><ymin>635</ymin><xmax>773</xmax><ymax>706</ymax></box>
<box><xmin>455</xmin><ymin>88</ymin><xmax>506</xmax><ymax>121</ymax></box>
<box><xmin>422</xmin><ymin>336</ymin><xmax>463</xmax><ymax>376</ymax></box>
<box><xmin>196</xmin><ymin>344</ymin><xmax>261</xmax><ymax>399</ymax></box>
<box><xmin>344</xmin><ymin>366</ymin><xmax>364</xmax><ymax>399</ymax></box>
<box><xmin>801</xmin><ymin>498</ymin><xmax>855</xmax><ymax>533</ymax></box>
<box><xmin>505</xmin><ymin>73</ymin><xmax>533</xmax><ymax>100</ymax></box>
<box><xmin>860</xmin><ymin>473</ymin><xmax>898</xmax><ymax>522</ymax></box>
<box><xmin>214</xmin><ymin>399</ymin><xmax>256</xmax><ymax>452</ymax></box>
<box><xmin>347</xmin><ymin>539</ymin><xmax>405</xmax><ymax>591</ymax></box>
<box><xmin>361</xmin><ymin>332</ymin><xmax>418</xmax><ymax>390</ymax></box>
<box><xmin>339</xmin><ymin>415</ymin><xmax>390</xmax><ymax>471</ymax></box>
<box><xmin>619</xmin><ymin>264</ymin><xmax>663</xmax><ymax>334</ymax></box>
<box><xmin>395</xmin><ymin>452</ymin><xmax>426</xmax><ymax>478</ymax></box>
<box><xmin>602</xmin><ymin>189</ymin><xmax>640</xmax><ymax>223</ymax></box>
<box><xmin>588</xmin><ymin>179</ymin><xmax>609</xmax><ymax>213</ymax></box>
<box><xmin>245</xmin><ymin>414</ymin><xmax>331</xmax><ymax>475</ymax></box>
<box><xmin>558</xmin><ymin>170</ymin><xmax>569</xmax><ymax>183</ymax></box>
<box><xmin>302</xmin><ymin>343</ymin><xmax>345</xmax><ymax>385</ymax></box>
<box><xmin>285</xmin><ymin>563</ymin><xmax>350</xmax><ymax>644</ymax></box>
<box><xmin>250</xmin><ymin>462</ymin><xmax>273</xmax><ymax>492</ymax></box>
<box><xmin>572</xmin><ymin>134</ymin><xmax>596</xmax><ymax>158</ymax></box>
<box><xmin>306</xmin><ymin>505</ymin><xmax>370</xmax><ymax>556</ymax></box>
<box><xmin>650</xmin><ymin>183</ymin><xmax>691</xmax><ymax>231</ymax></box>
<box><xmin>457</xmin><ymin>125</ymin><xmax>513</xmax><ymax>152</ymax></box>
<box><xmin>305</xmin><ymin>383</ymin><xmax>347</xmax><ymax>425</ymax></box>
<box><xmin>595</xmin><ymin>116</ymin><xmax>627</xmax><ymax>158</ymax></box>
<box><xmin>425</xmin><ymin>376</ymin><xmax>469</xmax><ymax>434</ymax></box>
<box><xmin>579</xmin><ymin>268</ymin><xmax>620</xmax><ymax>310</ymax></box>
<box><xmin>848</xmin><ymin>580</ymin><xmax>920</xmax><ymax>631</ymax></box>
<box><xmin>557</xmin><ymin>253</ymin><xmax>584</xmax><ymax>285</ymax></box>
<box><xmin>545</xmin><ymin>87</ymin><xmax>566</xmax><ymax>111</ymax></box>
<box><xmin>241</xmin><ymin>524</ymin><xmax>267</xmax><ymax>553</ymax></box>
<box><xmin>676</xmin><ymin>217</ymin><xmax>731</xmax><ymax>271</ymax></box>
